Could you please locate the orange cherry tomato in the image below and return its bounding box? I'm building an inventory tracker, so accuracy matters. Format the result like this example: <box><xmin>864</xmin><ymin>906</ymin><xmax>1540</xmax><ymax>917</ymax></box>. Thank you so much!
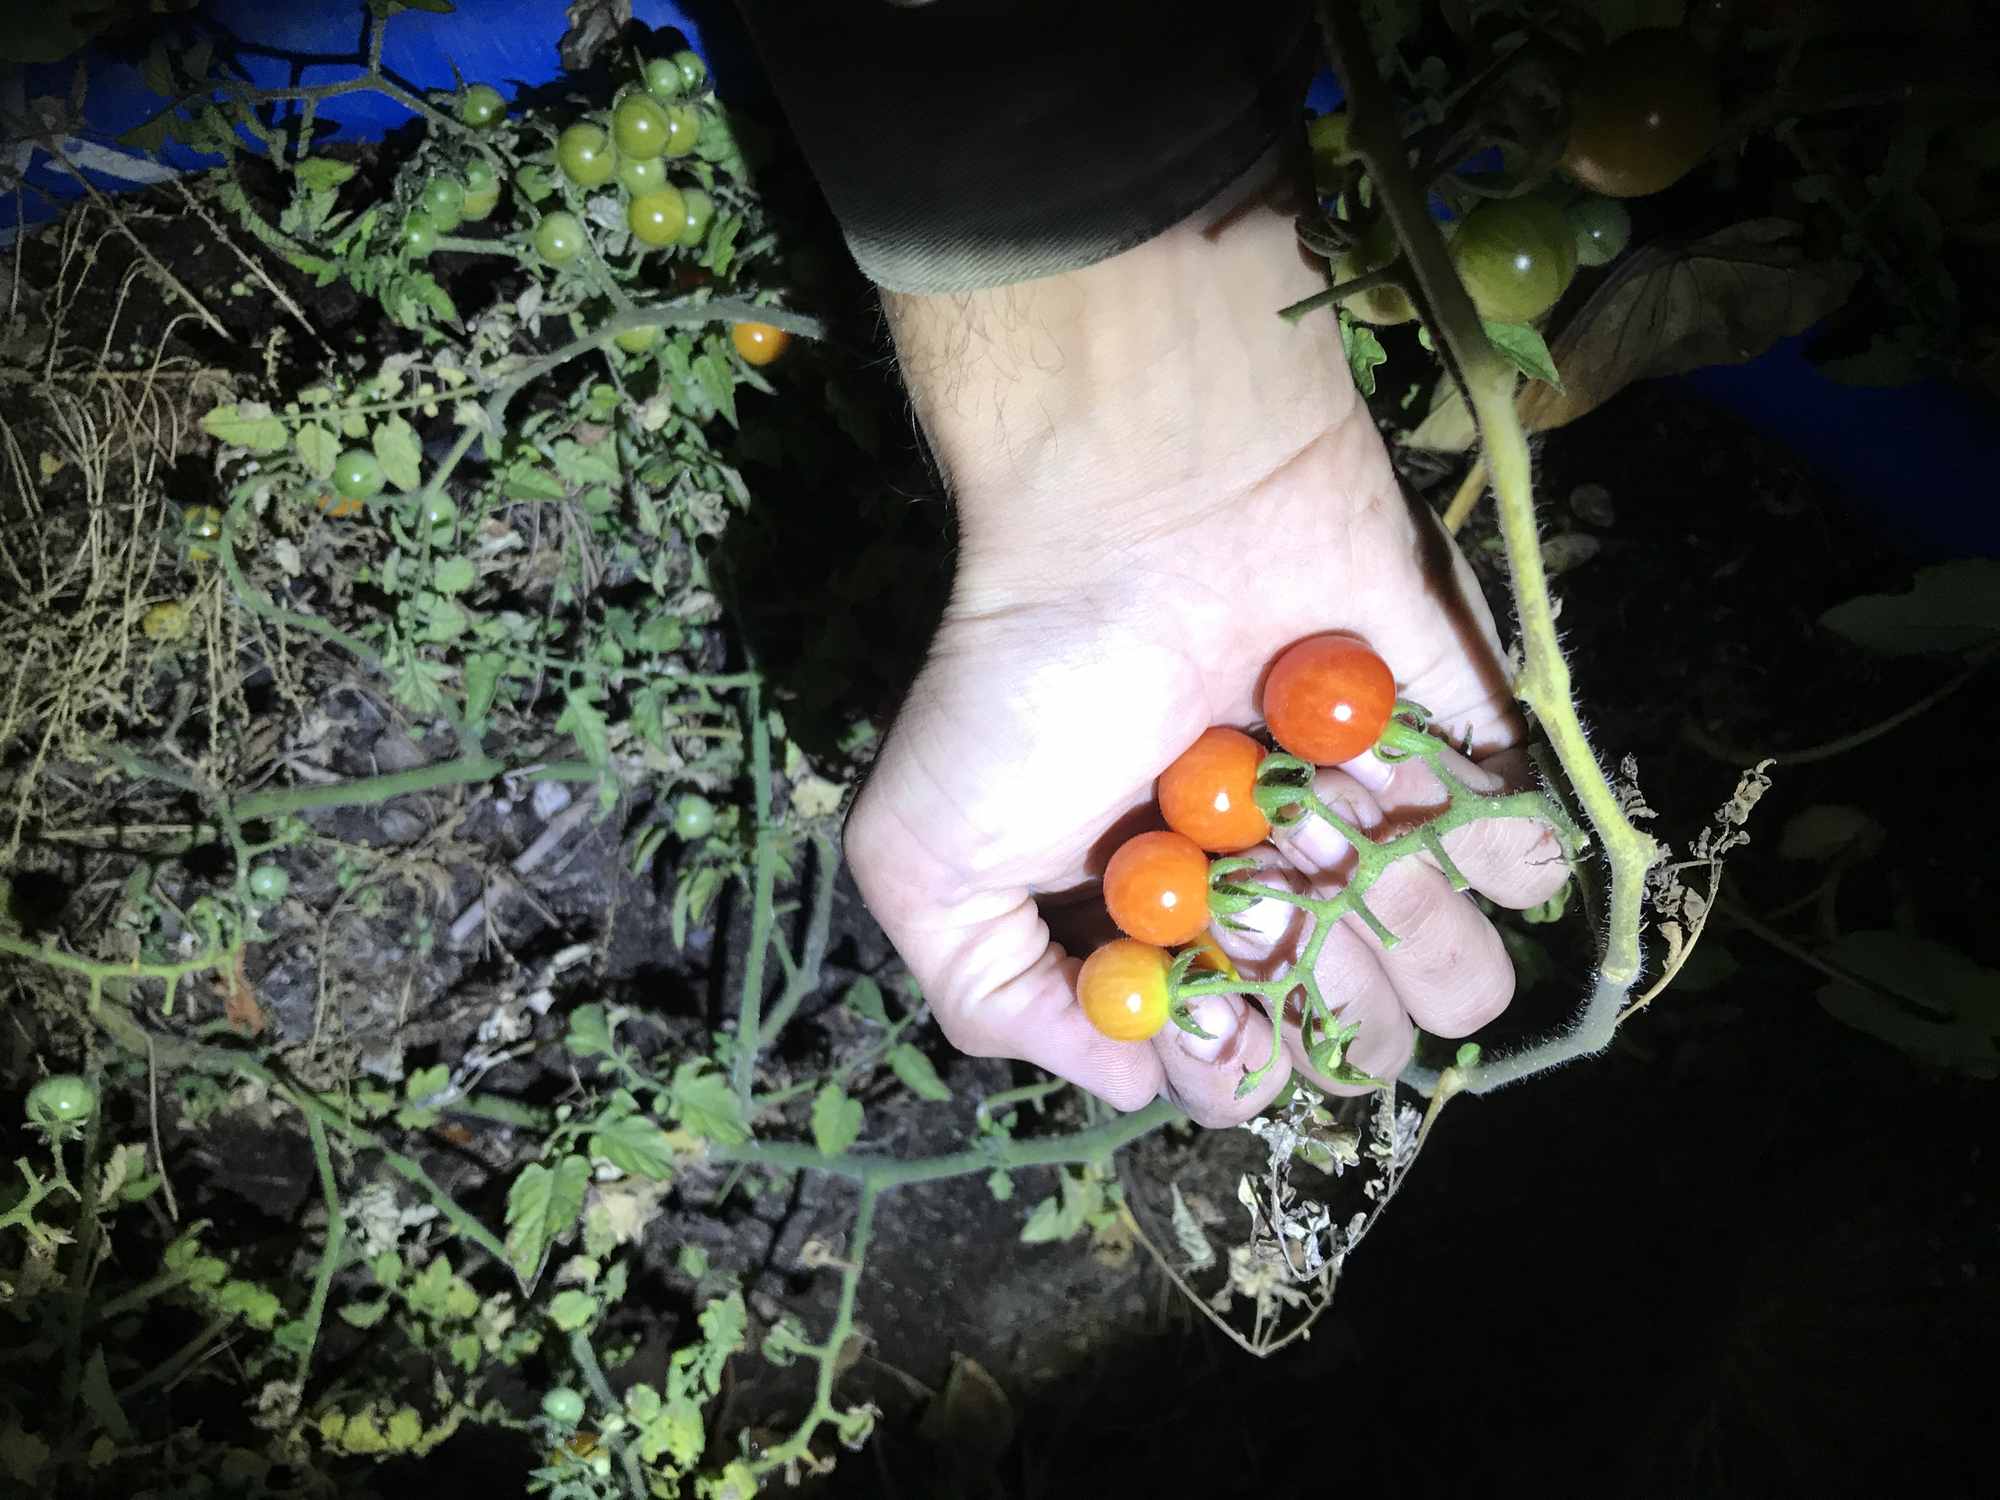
<box><xmin>1103</xmin><ymin>830</ymin><xmax>1211</xmax><ymax>947</ymax></box>
<box><xmin>1157</xmin><ymin>726</ymin><xmax>1271</xmax><ymax>854</ymax></box>
<box><xmin>1180</xmin><ymin>932</ymin><xmax>1239</xmax><ymax>980</ymax></box>
<box><xmin>1262</xmin><ymin>635</ymin><xmax>1396</xmax><ymax>765</ymax></box>
<box><xmin>314</xmin><ymin>491</ymin><xmax>365</xmax><ymax>519</ymax></box>
<box><xmin>731</xmin><ymin>321</ymin><xmax>790</xmax><ymax>367</ymax></box>
<box><xmin>1077</xmin><ymin>938</ymin><xmax>1172</xmax><ymax>1042</ymax></box>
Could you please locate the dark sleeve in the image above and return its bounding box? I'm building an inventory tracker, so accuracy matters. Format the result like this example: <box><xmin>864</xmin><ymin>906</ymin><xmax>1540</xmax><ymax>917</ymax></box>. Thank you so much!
<box><xmin>733</xmin><ymin>2</ymin><xmax>1314</xmax><ymax>293</ymax></box>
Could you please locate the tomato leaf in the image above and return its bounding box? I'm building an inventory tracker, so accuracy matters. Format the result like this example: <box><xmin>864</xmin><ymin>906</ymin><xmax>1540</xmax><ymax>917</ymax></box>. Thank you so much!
<box><xmin>1339</xmin><ymin>311</ymin><xmax>1388</xmax><ymax>398</ymax></box>
<box><xmin>844</xmin><ymin>977</ymin><xmax>888</xmax><ymax>1024</ymax></box>
<box><xmin>372</xmin><ymin>415</ymin><xmax>424</xmax><ymax>492</ymax></box>
<box><xmin>1482</xmin><ymin>320</ymin><xmax>1562</xmax><ymax>389</ymax></box>
<box><xmin>811</xmin><ymin>1084</ymin><xmax>863</xmax><ymax>1157</ymax></box>
<box><xmin>1407</xmin><ymin>220</ymin><xmax>1861</xmax><ymax>452</ymax></box>
<box><xmin>201</xmin><ymin>401</ymin><xmax>288</xmax><ymax>454</ymax></box>
<box><xmin>886</xmin><ymin>1043</ymin><xmax>951</xmax><ymax>1102</ymax></box>
<box><xmin>669</xmin><ymin>1060</ymin><xmax>749</xmax><ymax>1146</ymax></box>
<box><xmin>587</xmin><ymin>1115</ymin><xmax>677</xmax><ymax>1180</ymax></box>
<box><xmin>1817</xmin><ymin>560</ymin><xmax>2000</xmax><ymax>657</ymax></box>
<box><xmin>557</xmin><ymin>689</ymin><xmax>611</xmax><ymax>767</ymax></box>
<box><xmin>502</xmin><ymin>1155</ymin><xmax>588</xmax><ymax>1293</ymax></box>
<box><xmin>1815</xmin><ymin>931</ymin><xmax>2000</xmax><ymax>1078</ymax></box>
<box><xmin>293</xmin><ymin>421</ymin><xmax>339</xmax><ymax>479</ymax></box>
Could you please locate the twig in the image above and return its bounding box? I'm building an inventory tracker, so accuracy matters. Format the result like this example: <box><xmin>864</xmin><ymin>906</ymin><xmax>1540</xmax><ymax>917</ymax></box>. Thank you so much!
<box><xmin>447</xmin><ymin>793</ymin><xmax>597</xmax><ymax>947</ymax></box>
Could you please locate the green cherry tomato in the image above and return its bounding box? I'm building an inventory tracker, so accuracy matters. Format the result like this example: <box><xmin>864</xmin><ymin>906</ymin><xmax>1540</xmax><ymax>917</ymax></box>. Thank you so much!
<box><xmin>420</xmin><ymin>177</ymin><xmax>466</xmax><ymax>231</ymax></box>
<box><xmin>1566</xmin><ymin>195</ymin><xmax>1632</xmax><ymax>267</ymax></box>
<box><xmin>672</xmin><ymin>794</ymin><xmax>716</xmax><ymax>840</ymax></box>
<box><xmin>556</xmin><ymin>123</ymin><xmax>618</xmax><ymax>189</ymax></box>
<box><xmin>614</xmin><ymin>324</ymin><xmax>664</xmax><ymax>354</ymax></box>
<box><xmin>677</xmin><ymin>186</ymin><xmax>715</xmax><ymax>247</ymax></box>
<box><xmin>462</xmin><ymin>157</ymin><xmax>499</xmax><ymax>197</ymax></box>
<box><xmin>460</xmin><ymin>185</ymin><xmax>502</xmax><ymax>223</ymax></box>
<box><xmin>541</xmin><ymin>1388</ymin><xmax>585</xmax><ymax>1425</ymax></box>
<box><xmin>332</xmin><ymin>449</ymin><xmax>385</xmax><ymax>500</ymax></box>
<box><xmin>671</xmin><ymin>49</ymin><xmax>707</xmax><ymax>92</ymax></box>
<box><xmin>400</xmin><ymin>209</ymin><xmax>439</xmax><ymax>257</ymax></box>
<box><xmin>534</xmin><ymin>211</ymin><xmax>586</xmax><ymax>265</ymax></box>
<box><xmin>617</xmin><ymin>153</ymin><xmax>669</xmax><ymax>195</ymax></box>
<box><xmin>660</xmin><ymin>104</ymin><xmax>701</xmax><ymax>159</ymax></box>
<box><xmin>612</xmin><ymin>93</ymin><xmax>673</xmax><ymax>160</ymax></box>
<box><xmin>1561</xmin><ymin>29</ymin><xmax>1721</xmax><ymax>199</ymax></box>
<box><xmin>27</xmin><ymin>1074</ymin><xmax>96</xmax><ymax>1126</ymax></box>
<box><xmin>1448</xmin><ymin>196</ymin><xmax>1578</xmax><ymax>324</ymax></box>
<box><xmin>247</xmin><ymin>864</ymin><xmax>290</xmax><ymax>902</ymax></box>
<box><xmin>1335</xmin><ymin>214</ymin><xmax>1416</xmax><ymax>326</ymax></box>
<box><xmin>627</xmin><ymin>187</ymin><xmax>689</xmax><ymax>248</ymax></box>
<box><xmin>421</xmin><ymin>496</ymin><xmax>457</xmax><ymax>529</ymax></box>
<box><xmin>642</xmin><ymin>57</ymin><xmax>686</xmax><ymax>101</ymax></box>
<box><xmin>459</xmin><ymin>84</ymin><xmax>506</xmax><ymax>129</ymax></box>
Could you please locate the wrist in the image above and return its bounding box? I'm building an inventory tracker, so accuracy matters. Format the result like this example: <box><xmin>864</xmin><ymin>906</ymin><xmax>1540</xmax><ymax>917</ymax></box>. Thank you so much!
<box><xmin>883</xmin><ymin>156</ymin><xmax>1365</xmax><ymax>590</ymax></box>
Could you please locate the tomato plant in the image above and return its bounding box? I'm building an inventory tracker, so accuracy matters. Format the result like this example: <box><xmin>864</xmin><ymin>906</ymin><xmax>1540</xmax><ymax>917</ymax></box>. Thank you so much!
<box><xmin>556</xmin><ymin>122</ymin><xmax>617</xmax><ymax>188</ymax></box>
<box><xmin>612</xmin><ymin>93</ymin><xmax>673</xmax><ymax>159</ymax></box>
<box><xmin>1337</xmin><ymin>214</ymin><xmax>1417</xmax><ymax>325</ymax></box>
<box><xmin>247</xmin><ymin>864</ymin><xmax>290</xmax><ymax>902</ymax></box>
<box><xmin>419</xmin><ymin>176</ymin><xmax>466</xmax><ymax>230</ymax></box>
<box><xmin>399</xmin><ymin>209</ymin><xmax>439</xmax><ymax>257</ymax></box>
<box><xmin>1560</xmin><ymin>28</ymin><xmax>1720</xmax><ymax>199</ymax></box>
<box><xmin>659</xmin><ymin>103</ymin><xmax>701</xmax><ymax>159</ymax></box>
<box><xmin>331</xmin><ymin>448</ymin><xmax>385</xmax><ymax>500</ymax></box>
<box><xmin>1077</xmin><ymin>938</ymin><xmax>1172</xmax><ymax>1042</ymax></box>
<box><xmin>678</xmin><ymin>186</ymin><xmax>715</xmax><ymax>247</ymax></box>
<box><xmin>541</xmin><ymin>1387</ymin><xmax>585</xmax><ymax>1425</ymax></box>
<box><xmin>1261</xmin><ymin>634</ymin><xmax>1396</xmax><ymax>765</ymax></box>
<box><xmin>673</xmin><ymin>794</ymin><xmax>716</xmax><ymax>839</ymax></box>
<box><xmin>26</xmin><ymin>1074</ymin><xmax>96</xmax><ymax>1125</ymax></box>
<box><xmin>731</xmin><ymin>321</ymin><xmax>790</xmax><ymax>367</ymax></box>
<box><xmin>670</xmin><ymin>49</ymin><xmax>707</xmax><ymax>93</ymax></box>
<box><xmin>1448</xmin><ymin>195</ymin><xmax>1578</xmax><ymax>323</ymax></box>
<box><xmin>628</xmin><ymin>188</ymin><xmax>689</xmax><ymax>248</ymax></box>
<box><xmin>458</xmin><ymin>83</ymin><xmax>505</xmax><ymax>129</ymax></box>
<box><xmin>617</xmin><ymin>152</ymin><xmax>669</xmax><ymax>195</ymax></box>
<box><xmin>1158</xmin><ymin>726</ymin><xmax>1271</xmax><ymax>853</ymax></box>
<box><xmin>1103</xmin><ymin>830</ymin><xmax>1211</xmax><ymax>947</ymax></box>
<box><xmin>533</xmin><ymin>211</ymin><xmax>586</xmax><ymax>265</ymax></box>
<box><xmin>614</xmin><ymin>323</ymin><xmax>664</xmax><ymax>354</ymax></box>
<box><xmin>460</xmin><ymin>157</ymin><xmax>502</xmax><ymax>220</ymax></box>
<box><xmin>1565</xmin><ymin>193</ymin><xmax>1631</xmax><ymax>266</ymax></box>
<box><xmin>642</xmin><ymin>57</ymin><xmax>687</xmax><ymax>102</ymax></box>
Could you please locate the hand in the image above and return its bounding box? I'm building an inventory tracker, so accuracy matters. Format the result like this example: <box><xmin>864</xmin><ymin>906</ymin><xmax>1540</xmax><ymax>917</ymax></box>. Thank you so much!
<box><xmin>843</xmin><ymin>160</ymin><xmax>1569</xmax><ymax>1126</ymax></box>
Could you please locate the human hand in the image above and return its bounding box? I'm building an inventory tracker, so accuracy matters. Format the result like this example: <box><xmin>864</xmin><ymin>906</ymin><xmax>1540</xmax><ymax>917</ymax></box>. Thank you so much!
<box><xmin>843</xmin><ymin>162</ymin><xmax>1569</xmax><ymax>1125</ymax></box>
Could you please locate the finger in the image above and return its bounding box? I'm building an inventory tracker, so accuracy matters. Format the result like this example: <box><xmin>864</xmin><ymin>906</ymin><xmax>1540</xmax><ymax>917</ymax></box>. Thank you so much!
<box><xmin>1154</xmin><ymin>992</ymin><xmax>1292</xmax><ymax>1128</ymax></box>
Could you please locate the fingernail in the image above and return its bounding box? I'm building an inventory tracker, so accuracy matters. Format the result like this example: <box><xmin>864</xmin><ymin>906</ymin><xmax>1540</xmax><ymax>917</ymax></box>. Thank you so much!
<box><xmin>1341</xmin><ymin>751</ymin><xmax>1397</xmax><ymax>793</ymax></box>
<box><xmin>1177</xmin><ymin>995</ymin><xmax>1242</xmax><ymax>1062</ymax></box>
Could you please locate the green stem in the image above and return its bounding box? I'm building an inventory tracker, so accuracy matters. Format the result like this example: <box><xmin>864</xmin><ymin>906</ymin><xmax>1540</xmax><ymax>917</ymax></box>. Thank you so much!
<box><xmin>732</xmin><ymin>676</ymin><xmax>776</xmax><ymax>1113</ymax></box>
<box><xmin>568</xmin><ymin>1329</ymin><xmax>645</xmax><ymax>1500</ymax></box>
<box><xmin>291</xmin><ymin>1102</ymin><xmax>344</xmax><ymax>1398</ymax></box>
<box><xmin>756</xmin><ymin>832</ymin><xmax>839</xmax><ymax>1048</ymax></box>
<box><xmin>1277</xmin><ymin>263</ymin><xmax>1403</xmax><ymax>323</ymax></box>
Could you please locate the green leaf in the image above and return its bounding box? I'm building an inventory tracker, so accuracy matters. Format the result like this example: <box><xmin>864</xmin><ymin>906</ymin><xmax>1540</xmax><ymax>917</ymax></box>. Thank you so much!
<box><xmin>503</xmin><ymin>1155</ymin><xmax>589</xmax><ymax>1291</ymax></box>
<box><xmin>432</xmin><ymin>556</ymin><xmax>476</xmax><ymax>595</ymax></box>
<box><xmin>565</xmin><ymin>1002</ymin><xmax>615</xmax><ymax>1061</ymax></box>
<box><xmin>463</xmin><ymin>652</ymin><xmax>503</xmax><ymax>724</ymax></box>
<box><xmin>1338</xmin><ymin>312</ymin><xmax>1388</xmax><ymax>398</ymax></box>
<box><xmin>844</xmin><ymin>977</ymin><xmax>888</xmax><ymax>1025</ymax></box>
<box><xmin>886</xmin><ymin>1044</ymin><xmax>950</xmax><ymax>1102</ymax></box>
<box><xmin>588</xmin><ymin>1114</ymin><xmax>678</xmax><ymax>1180</ymax></box>
<box><xmin>78</xmin><ymin>1348</ymin><xmax>131</xmax><ymax>1442</ymax></box>
<box><xmin>502</xmin><ymin>460</ymin><xmax>568</xmax><ymax>502</ymax></box>
<box><xmin>405</xmin><ymin>1064</ymin><xmax>449</xmax><ymax>1100</ymax></box>
<box><xmin>670</xmin><ymin>1061</ymin><xmax>749</xmax><ymax>1146</ymax></box>
<box><xmin>373</xmin><ymin>415</ymin><xmax>424</xmax><ymax>492</ymax></box>
<box><xmin>1019</xmin><ymin>1167</ymin><xmax>1100</xmax><ymax>1244</ymax></box>
<box><xmin>558</xmin><ymin>691</ymin><xmax>611</xmax><ymax>768</ymax></box>
<box><xmin>547</xmin><ymin>1289</ymin><xmax>598</xmax><ymax>1332</ymax></box>
<box><xmin>339</xmin><ymin>1298</ymin><xmax>391</xmax><ymax>1329</ymax></box>
<box><xmin>1816</xmin><ymin>930</ymin><xmax>2000</xmax><ymax>1077</ymax></box>
<box><xmin>201</xmin><ymin>402</ymin><xmax>288</xmax><ymax>454</ymax></box>
<box><xmin>1818</xmin><ymin>560</ymin><xmax>2000</xmax><ymax>657</ymax></box>
<box><xmin>986</xmin><ymin>1169</ymin><xmax>1013</xmax><ymax>1202</ymax></box>
<box><xmin>218</xmin><ymin>1280</ymin><xmax>282</xmax><ymax>1330</ymax></box>
<box><xmin>295</xmin><ymin>158</ymin><xmax>357</xmax><ymax>193</ymax></box>
<box><xmin>1483</xmin><ymin>321</ymin><xmax>1563</xmax><ymax>389</ymax></box>
<box><xmin>294</xmin><ymin>421</ymin><xmax>339</xmax><ymax>480</ymax></box>
<box><xmin>811</xmin><ymin>1085</ymin><xmax>863</xmax><ymax>1156</ymax></box>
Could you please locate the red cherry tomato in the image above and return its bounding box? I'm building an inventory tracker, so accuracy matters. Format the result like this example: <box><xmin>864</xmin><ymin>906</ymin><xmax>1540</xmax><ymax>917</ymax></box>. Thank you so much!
<box><xmin>1103</xmin><ymin>830</ymin><xmax>1211</xmax><ymax>947</ymax></box>
<box><xmin>1262</xmin><ymin>635</ymin><xmax>1396</xmax><ymax>765</ymax></box>
<box><xmin>1077</xmin><ymin>939</ymin><xmax>1172</xmax><ymax>1042</ymax></box>
<box><xmin>1157</xmin><ymin>727</ymin><xmax>1270</xmax><ymax>854</ymax></box>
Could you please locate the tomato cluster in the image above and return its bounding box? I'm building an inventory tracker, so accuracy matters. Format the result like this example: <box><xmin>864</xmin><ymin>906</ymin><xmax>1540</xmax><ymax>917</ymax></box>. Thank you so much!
<box><xmin>1076</xmin><ymin>635</ymin><xmax>1399</xmax><ymax>1043</ymax></box>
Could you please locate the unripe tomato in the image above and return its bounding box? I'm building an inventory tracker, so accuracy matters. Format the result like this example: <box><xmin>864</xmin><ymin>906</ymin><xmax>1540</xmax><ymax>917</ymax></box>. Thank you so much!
<box><xmin>1078</xmin><ymin>939</ymin><xmax>1172</xmax><ymax>1042</ymax></box>
<box><xmin>1566</xmin><ymin>194</ymin><xmax>1632</xmax><ymax>266</ymax></box>
<box><xmin>614</xmin><ymin>324</ymin><xmax>663</xmax><ymax>354</ymax></box>
<box><xmin>1103</xmin><ymin>830</ymin><xmax>1211</xmax><ymax>947</ymax></box>
<box><xmin>247</xmin><ymin>864</ymin><xmax>290</xmax><ymax>902</ymax></box>
<box><xmin>458</xmin><ymin>84</ymin><xmax>506</xmax><ymax>129</ymax></box>
<box><xmin>556</xmin><ymin>123</ymin><xmax>618</xmax><ymax>189</ymax></box>
<box><xmin>399</xmin><ymin>210</ymin><xmax>439</xmax><ymax>257</ymax></box>
<box><xmin>643</xmin><ymin>58</ymin><xmax>687</xmax><ymax>102</ymax></box>
<box><xmin>628</xmin><ymin>187</ymin><xmax>689</xmax><ymax>248</ymax></box>
<box><xmin>420</xmin><ymin>496</ymin><xmax>456</xmax><ymax>529</ymax></box>
<box><xmin>332</xmin><ymin>449</ymin><xmax>385</xmax><ymax>500</ymax></box>
<box><xmin>1335</xmin><ymin>214</ymin><xmax>1416</xmax><ymax>326</ymax></box>
<box><xmin>541</xmin><ymin>1387</ymin><xmax>585</xmax><ymax>1425</ymax></box>
<box><xmin>1561</xmin><ymin>29</ymin><xmax>1721</xmax><ymax>198</ymax></box>
<box><xmin>419</xmin><ymin>177</ymin><xmax>465</xmax><ymax>231</ymax></box>
<box><xmin>677</xmin><ymin>186</ymin><xmax>715</xmax><ymax>247</ymax></box>
<box><xmin>183</xmin><ymin>504</ymin><xmax>225</xmax><ymax>561</ymax></box>
<box><xmin>670</xmin><ymin>49</ymin><xmax>707</xmax><ymax>92</ymax></box>
<box><xmin>654</xmin><ymin>104</ymin><xmax>700</xmax><ymax>159</ymax></box>
<box><xmin>27</xmin><ymin>1074</ymin><xmax>96</xmax><ymax>1125</ymax></box>
<box><xmin>1448</xmin><ymin>196</ymin><xmax>1578</xmax><ymax>323</ymax></box>
<box><xmin>534</xmin><ymin>212</ymin><xmax>586</xmax><ymax>265</ymax></box>
<box><xmin>730</xmin><ymin>321</ymin><xmax>789</xmax><ymax>367</ymax></box>
<box><xmin>617</xmin><ymin>153</ymin><xmax>669</xmax><ymax>195</ymax></box>
<box><xmin>1307</xmin><ymin>111</ymin><xmax>1358</xmax><ymax>195</ymax></box>
<box><xmin>672</xmin><ymin>794</ymin><xmax>715</xmax><ymax>839</ymax></box>
<box><xmin>1158</xmin><ymin>727</ymin><xmax>1271</xmax><ymax>854</ymax></box>
<box><xmin>460</xmin><ymin>158</ymin><xmax>503</xmax><ymax>221</ymax></box>
<box><xmin>1262</xmin><ymin>634</ymin><xmax>1396</xmax><ymax>765</ymax></box>
<box><xmin>612</xmin><ymin>93</ymin><xmax>673</xmax><ymax>160</ymax></box>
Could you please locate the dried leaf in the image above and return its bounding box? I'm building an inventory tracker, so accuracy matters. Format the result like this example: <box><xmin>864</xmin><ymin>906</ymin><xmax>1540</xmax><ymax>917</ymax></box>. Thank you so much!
<box><xmin>1407</xmin><ymin>220</ymin><xmax>1861</xmax><ymax>453</ymax></box>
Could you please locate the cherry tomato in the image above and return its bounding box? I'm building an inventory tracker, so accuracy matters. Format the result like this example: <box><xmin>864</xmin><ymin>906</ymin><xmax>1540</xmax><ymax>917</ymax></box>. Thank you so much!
<box><xmin>628</xmin><ymin>187</ymin><xmax>689</xmax><ymax>248</ymax></box>
<box><xmin>1180</xmin><ymin>932</ymin><xmax>1240</xmax><ymax>980</ymax></box>
<box><xmin>420</xmin><ymin>496</ymin><xmax>456</xmax><ymax>529</ymax></box>
<box><xmin>419</xmin><ymin>177</ymin><xmax>465</xmax><ymax>232</ymax></box>
<box><xmin>673</xmin><ymin>794</ymin><xmax>716</xmax><ymax>839</ymax></box>
<box><xmin>1262</xmin><ymin>634</ymin><xmax>1396</xmax><ymax>765</ymax></box>
<box><xmin>314</xmin><ymin>491</ymin><xmax>365</xmax><ymax>519</ymax></box>
<box><xmin>556</xmin><ymin>123</ymin><xmax>618</xmax><ymax>189</ymax></box>
<box><xmin>460</xmin><ymin>158</ymin><xmax>503</xmax><ymax>221</ymax></box>
<box><xmin>1077</xmin><ymin>939</ymin><xmax>1172</xmax><ymax>1042</ymax></box>
<box><xmin>614</xmin><ymin>324</ymin><xmax>663</xmax><ymax>354</ymax></box>
<box><xmin>617</xmin><ymin>153</ymin><xmax>669</xmax><ymax>195</ymax></box>
<box><xmin>459</xmin><ymin>84</ymin><xmax>506</xmax><ymax>129</ymax></box>
<box><xmin>1448</xmin><ymin>196</ymin><xmax>1578</xmax><ymax>323</ymax></box>
<box><xmin>643</xmin><ymin>58</ymin><xmax>687</xmax><ymax>102</ymax></box>
<box><xmin>26</xmin><ymin>1075</ymin><xmax>96</xmax><ymax>1125</ymax></box>
<box><xmin>1158</xmin><ymin>727</ymin><xmax>1271</xmax><ymax>854</ymax></box>
<box><xmin>541</xmin><ymin>1387</ymin><xmax>585</xmax><ymax>1425</ymax></box>
<box><xmin>657</xmin><ymin>103</ymin><xmax>701</xmax><ymax>159</ymax></box>
<box><xmin>612</xmin><ymin>94</ymin><xmax>673</xmax><ymax>160</ymax></box>
<box><xmin>247</xmin><ymin>864</ymin><xmax>289</xmax><ymax>902</ymax></box>
<box><xmin>1336</xmin><ymin>214</ymin><xmax>1416</xmax><ymax>326</ymax></box>
<box><xmin>1103</xmin><ymin>830</ymin><xmax>1211</xmax><ymax>947</ymax></box>
<box><xmin>1566</xmin><ymin>194</ymin><xmax>1631</xmax><ymax>266</ymax></box>
<box><xmin>677</xmin><ymin>186</ymin><xmax>715</xmax><ymax>247</ymax></box>
<box><xmin>670</xmin><ymin>49</ymin><xmax>707</xmax><ymax>92</ymax></box>
<box><xmin>399</xmin><ymin>209</ymin><xmax>439</xmax><ymax>257</ymax></box>
<box><xmin>534</xmin><ymin>211</ymin><xmax>586</xmax><ymax>265</ymax></box>
<box><xmin>332</xmin><ymin>449</ymin><xmax>385</xmax><ymax>500</ymax></box>
<box><xmin>731</xmin><ymin>321</ymin><xmax>789</xmax><ymax>367</ymax></box>
<box><xmin>182</xmin><ymin>505</ymin><xmax>225</xmax><ymax>561</ymax></box>
<box><xmin>1561</xmin><ymin>29</ymin><xmax>1721</xmax><ymax>199</ymax></box>
<box><xmin>140</xmin><ymin>600</ymin><xmax>191</xmax><ymax>642</ymax></box>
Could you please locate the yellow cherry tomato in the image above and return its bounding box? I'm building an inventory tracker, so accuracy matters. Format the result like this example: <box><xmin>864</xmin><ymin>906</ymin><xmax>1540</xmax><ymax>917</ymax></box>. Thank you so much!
<box><xmin>1078</xmin><ymin>939</ymin><xmax>1172</xmax><ymax>1042</ymax></box>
